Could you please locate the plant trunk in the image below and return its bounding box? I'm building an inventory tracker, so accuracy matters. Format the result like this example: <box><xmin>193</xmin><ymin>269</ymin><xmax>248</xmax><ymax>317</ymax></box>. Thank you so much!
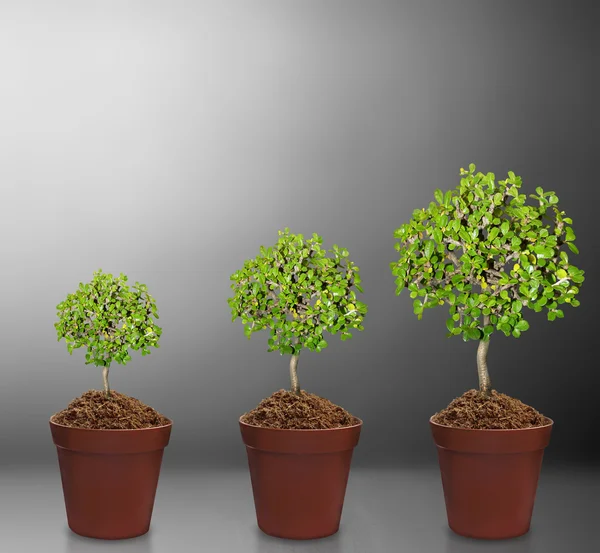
<box><xmin>102</xmin><ymin>366</ymin><xmax>111</xmax><ymax>397</ymax></box>
<box><xmin>477</xmin><ymin>316</ymin><xmax>491</xmax><ymax>396</ymax></box>
<box><xmin>289</xmin><ymin>354</ymin><xmax>300</xmax><ymax>395</ymax></box>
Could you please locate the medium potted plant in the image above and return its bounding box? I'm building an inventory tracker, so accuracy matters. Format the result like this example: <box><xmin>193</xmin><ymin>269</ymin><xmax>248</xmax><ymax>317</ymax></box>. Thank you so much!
<box><xmin>390</xmin><ymin>164</ymin><xmax>584</xmax><ymax>539</ymax></box>
<box><xmin>50</xmin><ymin>269</ymin><xmax>172</xmax><ymax>540</ymax></box>
<box><xmin>228</xmin><ymin>228</ymin><xmax>367</xmax><ymax>540</ymax></box>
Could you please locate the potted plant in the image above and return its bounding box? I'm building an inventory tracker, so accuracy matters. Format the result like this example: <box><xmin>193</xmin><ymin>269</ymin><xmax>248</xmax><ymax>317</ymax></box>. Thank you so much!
<box><xmin>228</xmin><ymin>228</ymin><xmax>367</xmax><ymax>540</ymax></box>
<box><xmin>390</xmin><ymin>164</ymin><xmax>584</xmax><ymax>539</ymax></box>
<box><xmin>50</xmin><ymin>269</ymin><xmax>172</xmax><ymax>540</ymax></box>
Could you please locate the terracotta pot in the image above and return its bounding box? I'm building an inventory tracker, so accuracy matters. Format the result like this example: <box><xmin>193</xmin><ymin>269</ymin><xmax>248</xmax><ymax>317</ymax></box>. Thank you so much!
<box><xmin>50</xmin><ymin>418</ymin><xmax>172</xmax><ymax>540</ymax></box>
<box><xmin>430</xmin><ymin>417</ymin><xmax>553</xmax><ymax>539</ymax></box>
<box><xmin>240</xmin><ymin>418</ymin><xmax>362</xmax><ymax>540</ymax></box>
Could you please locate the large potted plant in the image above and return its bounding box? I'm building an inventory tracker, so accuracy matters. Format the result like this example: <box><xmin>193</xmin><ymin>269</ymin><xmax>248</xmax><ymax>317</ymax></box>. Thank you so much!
<box><xmin>390</xmin><ymin>165</ymin><xmax>584</xmax><ymax>539</ymax></box>
<box><xmin>228</xmin><ymin>228</ymin><xmax>367</xmax><ymax>540</ymax></box>
<box><xmin>50</xmin><ymin>269</ymin><xmax>172</xmax><ymax>540</ymax></box>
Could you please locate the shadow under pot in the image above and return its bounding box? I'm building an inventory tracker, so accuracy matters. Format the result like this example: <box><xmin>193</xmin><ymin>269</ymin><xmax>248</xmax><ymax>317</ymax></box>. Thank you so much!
<box><xmin>49</xmin><ymin>419</ymin><xmax>172</xmax><ymax>540</ymax></box>
<box><xmin>430</xmin><ymin>417</ymin><xmax>553</xmax><ymax>540</ymax></box>
<box><xmin>240</xmin><ymin>418</ymin><xmax>362</xmax><ymax>540</ymax></box>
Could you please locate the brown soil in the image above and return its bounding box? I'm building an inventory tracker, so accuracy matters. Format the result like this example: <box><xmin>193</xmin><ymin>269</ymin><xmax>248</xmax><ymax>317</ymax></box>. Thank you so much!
<box><xmin>241</xmin><ymin>389</ymin><xmax>360</xmax><ymax>429</ymax></box>
<box><xmin>51</xmin><ymin>390</ymin><xmax>171</xmax><ymax>430</ymax></box>
<box><xmin>432</xmin><ymin>389</ymin><xmax>550</xmax><ymax>430</ymax></box>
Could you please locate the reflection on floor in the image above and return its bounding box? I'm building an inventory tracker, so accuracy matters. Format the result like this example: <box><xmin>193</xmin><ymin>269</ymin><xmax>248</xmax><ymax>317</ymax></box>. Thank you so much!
<box><xmin>0</xmin><ymin>465</ymin><xmax>597</xmax><ymax>553</ymax></box>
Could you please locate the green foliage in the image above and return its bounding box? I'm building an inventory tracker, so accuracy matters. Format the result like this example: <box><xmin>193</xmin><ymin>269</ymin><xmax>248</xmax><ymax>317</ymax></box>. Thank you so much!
<box><xmin>391</xmin><ymin>165</ymin><xmax>584</xmax><ymax>342</ymax></box>
<box><xmin>55</xmin><ymin>269</ymin><xmax>162</xmax><ymax>367</ymax></box>
<box><xmin>228</xmin><ymin>228</ymin><xmax>367</xmax><ymax>355</ymax></box>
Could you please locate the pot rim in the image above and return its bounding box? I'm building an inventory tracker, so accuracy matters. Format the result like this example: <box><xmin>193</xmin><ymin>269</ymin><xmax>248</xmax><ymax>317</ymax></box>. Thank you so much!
<box><xmin>239</xmin><ymin>415</ymin><xmax>363</xmax><ymax>432</ymax></box>
<box><xmin>49</xmin><ymin>416</ymin><xmax>173</xmax><ymax>432</ymax></box>
<box><xmin>429</xmin><ymin>415</ymin><xmax>553</xmax><ymax>432</ymax></box>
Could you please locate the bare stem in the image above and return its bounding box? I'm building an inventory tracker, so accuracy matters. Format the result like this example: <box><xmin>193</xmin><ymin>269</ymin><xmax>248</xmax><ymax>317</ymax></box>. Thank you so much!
<box><xmin>477</xmin><ymin>315</ymin><xmax>491</xmax><ymax>396</ymax></box>
<box><xmin>289</xmin><ymin>354</ymin><xmax>300</xmax><ymax>395</ymax></box>
<box><xmin>102</xmin><ymin>366</ymin><xmax>111</xmax><ymax>397</ymax></box>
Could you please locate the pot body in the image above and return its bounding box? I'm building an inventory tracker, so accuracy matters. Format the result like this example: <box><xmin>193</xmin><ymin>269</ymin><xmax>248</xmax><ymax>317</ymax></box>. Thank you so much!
<box><xmin>50</xmin><ymin>419</ymin><xmax>172</xmax><ymax>539</ymax></box>
<box><xmin>240</xmin><ymin>418</ymin><xmax>362</xmax><ymax>540</ymax></box>
<box><xmin>430</xmin><ymin>417</ymin><xmax>553</xmax><ymax>539</ymax></box>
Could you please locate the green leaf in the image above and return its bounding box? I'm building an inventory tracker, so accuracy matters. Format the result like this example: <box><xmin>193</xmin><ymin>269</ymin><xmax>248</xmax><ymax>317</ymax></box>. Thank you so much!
<box><xmin>434</xmin><ymin>189</ymin><xmax>443</xmax><ymax>204</ymax></box>
<box><xmin>566</xmin><ymin>242</ymin><xmax>579</xmax><ymax>254</ymax></box>
<box><xmin>556</xmin><ymin>269</ymin><xmax>567</xmax><ymax>279</ymax></box>
<box><xmin>466</xmin><ymin>328</ymin><xmax>482</xmax><ymax>340</ymax></box>
<box><xmin>533</xmin><ymin>244</ymin><xmax>553</xmax><ymax>259</ymax></box>
<box><xmin>515</xmin><ymin>320</ymin><xmax>530</xmax><ymax>332</ymax></box>
<box><xmin>564</xmin><ymin>227</ymin><xmax>576</xmax><ymax>242</ymax></box>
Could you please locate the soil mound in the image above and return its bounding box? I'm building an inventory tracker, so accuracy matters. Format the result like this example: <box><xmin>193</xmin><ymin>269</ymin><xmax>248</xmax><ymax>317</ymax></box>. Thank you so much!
<box><xmin>241</xmin><ymin>389</ymin><xmax>359</xmax><ymax>429</ymax></box>
<box><xmin>51</xmin><ymin>389</ymin><xmax>171</xmax><ymax>430</ymax></box>
<box><xmin>432</xmin><ymin>389</ymin><xmax>550</xmax><ymax>430</ymax></box>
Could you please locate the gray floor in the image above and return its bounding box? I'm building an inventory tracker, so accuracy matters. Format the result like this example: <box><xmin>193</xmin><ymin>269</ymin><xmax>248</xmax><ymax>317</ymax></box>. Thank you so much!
<box><xmin>1</xmin><ymin>464</ymin><xmax>597</xmax><ymax>553</ymax></box>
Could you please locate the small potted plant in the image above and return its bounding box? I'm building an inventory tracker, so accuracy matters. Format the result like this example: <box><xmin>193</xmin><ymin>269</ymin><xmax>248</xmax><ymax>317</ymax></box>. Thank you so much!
<box><xmin>228</xmin><ymin>229</ymin><xmax>367</xmax><ymax>540</ymax></box>
<box><xmin>50</xmin><ymin>269</ymin><xmax>172</xmax><ymax>540</ymax></box>
<box><xmin>390</xmin><ymin>165</ymin><xmax>584</xmax><ymax>539</ymax></box>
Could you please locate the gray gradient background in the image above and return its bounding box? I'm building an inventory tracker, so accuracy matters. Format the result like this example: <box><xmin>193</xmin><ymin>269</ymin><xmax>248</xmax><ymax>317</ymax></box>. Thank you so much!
<box><xmin>0</xmin><ymin>1</ymin><xmax>598</xmax><ymax>551</ymax></box>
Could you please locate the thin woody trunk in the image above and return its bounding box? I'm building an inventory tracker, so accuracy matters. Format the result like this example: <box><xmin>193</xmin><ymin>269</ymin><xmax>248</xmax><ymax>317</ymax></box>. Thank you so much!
<box><xmin>477</xmin><ymin>315</ymin><xmax>491</xmax><ymax>396</ymax></box>
<box><xmin>289</xmin><ymin>354</ymin><xmax>300</xmax><ymax>395</ymax></box>
<box><xmin>102</xmin><ymin>366</ymin><xmax>111</xmax><ymax>397</ymax></box>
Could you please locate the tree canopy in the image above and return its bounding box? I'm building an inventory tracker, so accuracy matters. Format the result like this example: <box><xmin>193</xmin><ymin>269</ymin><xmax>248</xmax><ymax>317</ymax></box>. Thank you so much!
<box><xmin>391</xmin><ymin>165</ymin><xmax>584</xmax><ymax>342</ymax></box>
<box><xmin>228</xmin><ymin>229</ymin><xmax>367</xmax><ymax>355</ymax></box>
<box><xmin>55</xmin><ymin>269</ymin><xmax>162</xmax><ymax>367</ymax></box>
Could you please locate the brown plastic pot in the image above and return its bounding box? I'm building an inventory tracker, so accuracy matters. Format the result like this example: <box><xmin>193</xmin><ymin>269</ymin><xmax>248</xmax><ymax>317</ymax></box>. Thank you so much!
<box><xmin>240</xmin><ymin>417</ymin><xmax>362</xmax><ymax>540</ymax></box>
<box><xmin>50</xmin><ymin>418</ymin><xmax>172</xmax><ymax>540</ymax></box>
<box><xmin>430</xmin><ymin>417</ymin><xmax>553</xmax><ymax>539</ymax></box>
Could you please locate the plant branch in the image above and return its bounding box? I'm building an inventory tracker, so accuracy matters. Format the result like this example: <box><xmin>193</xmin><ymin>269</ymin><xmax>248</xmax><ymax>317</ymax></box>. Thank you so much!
<box><xmin>102</xmin><ymin>366</ymin><xmax>111</xmax><ymax>397</ymax></box>
<box><xmin>447</xmin><ymin>252</ymin><xmax>461</xmax><ymax>267</ymax></box>
<box><xmin>289</xmin><ymin>354</ymin><xmax>300</xmax><ymax>395</ymax></box>
<box><xmin>477</xmin><ymin>314</ymin><xmax>491</xmax><ymax>396</ymax></box>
